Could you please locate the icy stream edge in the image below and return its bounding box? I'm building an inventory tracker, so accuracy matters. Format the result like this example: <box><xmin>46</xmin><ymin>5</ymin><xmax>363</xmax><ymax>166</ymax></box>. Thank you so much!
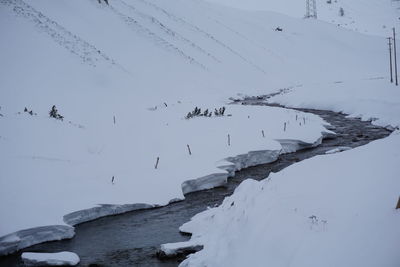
<box><xmin>0</xmin><ymin>135</ymin><xmax>327</xmax><ymax>256</ymax></box>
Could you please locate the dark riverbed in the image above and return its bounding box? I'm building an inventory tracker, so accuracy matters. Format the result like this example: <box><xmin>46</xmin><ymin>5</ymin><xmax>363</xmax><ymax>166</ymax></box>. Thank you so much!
<box><xmin>0</xmin><ymin>104</ymin><xmax>392</xmax><ymax>267</ymax></box>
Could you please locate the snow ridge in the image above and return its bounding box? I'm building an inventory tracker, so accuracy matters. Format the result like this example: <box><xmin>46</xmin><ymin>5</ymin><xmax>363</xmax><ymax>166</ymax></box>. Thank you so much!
<box><xmin>0</xmin><ymin>225</ymin><xmax>74</xmax><ymax>257</ymax></box>
<box><xmin>22</xmin><ymin>251</ymin><xmax>80</xmax><ymax>266</ymax></box>
<box><xmin>63</xmin><ymin>203</ymin><xmax>154</xmax><ymax>226</ymax></box>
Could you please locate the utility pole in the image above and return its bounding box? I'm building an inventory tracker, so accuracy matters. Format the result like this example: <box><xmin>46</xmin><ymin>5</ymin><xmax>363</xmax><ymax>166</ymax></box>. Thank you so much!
<box><xmin>393</xmin><ymin>28</ymin><xmax>398</xmax><ymax>86</ymax></box>
<box><xmin>305</xmin><ymin>0</ymin><xmax>317</xmax><ymax>19</ymax></box>
<box><xmin>312</xmin><ymin>0</ymin><xmax>317</xmax><ymax>19</ymax></box>
<box><xmin>388</xmin><ymin>37</ymin><xmax>393</xmax><ymax>83</ymax></box>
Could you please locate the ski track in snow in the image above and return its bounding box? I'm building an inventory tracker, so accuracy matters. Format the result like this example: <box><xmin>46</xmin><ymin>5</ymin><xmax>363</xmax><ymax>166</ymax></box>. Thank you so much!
<box><xmin>116</xmin><ymin>0</ymin><xmax>221</xmax><ymax>64</ymax></box>
<box><xmin>108</xmin><ymin>4</ymin><xmax>207</xmax><ymax>70</ymax></box>
<box><xmin>2</xmin><ymin>0</ymin><xmax>265</xmax><ymax>72</ymax></box>
<box><xmin>131</xmin><ymin>0</ymin><xmax>267</xmax><ymax>74</ymax></box>
<box><xmin>211</xmin><ymin>18</ymin><xmax>285</xmax><ymax>63</ymax></box>
<box><xmin>0</xmin><ymin>0</ymin><xmax>118</xmax><ymax>68</ymax></box>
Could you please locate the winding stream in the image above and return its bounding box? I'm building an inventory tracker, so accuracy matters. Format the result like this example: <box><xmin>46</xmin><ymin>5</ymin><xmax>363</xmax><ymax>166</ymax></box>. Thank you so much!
<box><xmin>0</xmin><ymin>103</ymin><xmax>392</xmax><ymax>267</ymax></box>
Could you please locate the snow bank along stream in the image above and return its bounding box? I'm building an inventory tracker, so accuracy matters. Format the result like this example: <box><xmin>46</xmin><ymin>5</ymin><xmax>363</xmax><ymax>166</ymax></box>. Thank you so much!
<box><xmin>0</xmin><ymin>101</ymin><xmax>329</xmax><ymax>257</ymax></box>
<box><xmin>0</xmin><ymin>103</ymin><xmax>392</xmax><ymax>267</ymax></box>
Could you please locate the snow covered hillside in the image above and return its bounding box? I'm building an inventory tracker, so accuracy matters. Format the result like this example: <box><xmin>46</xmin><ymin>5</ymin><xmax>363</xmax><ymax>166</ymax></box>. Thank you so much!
<box><xmin>0</xmin><ymin>0</ymin><xmax>397</xmax><ymax>257</ymax></box>
<box><xmin>204</xmin><ymin>0</ymin><xmax>400</xmax><ymax>36</ymax></box>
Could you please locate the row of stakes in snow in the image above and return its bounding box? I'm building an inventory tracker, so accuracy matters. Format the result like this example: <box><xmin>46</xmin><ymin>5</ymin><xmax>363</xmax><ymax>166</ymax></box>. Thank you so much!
<box><xmin>11</xmin><ymin>104</ymin><xmax>306</xmax><ymax>178</ymax></box>
<box><xmin>152</xmin><ymin>116</ymin><xmax>307</xmax><ymax>170</ymax></box>
<box><xmin>153</xmin><ymin>133</ymin><xmax>232</xmax><ymax>170</ymax></box>
<box><xmin>93</xmin><ymin>112</ymin><xmax>298</xmax><ymax>131</ymax></box>
<box><xmin>114</xmin><ymin>114</ymin><xmax>308</xmax><ymax>181</ymax></box>
<box><xmin>284</xmin><ymin>116</ymin><xmax>306</xmax><ymax>132</ymax></box>
<box><xmin>3</xmin><ymin>105</ymin><xmax>306</xmax><ymax>172</ymax></box>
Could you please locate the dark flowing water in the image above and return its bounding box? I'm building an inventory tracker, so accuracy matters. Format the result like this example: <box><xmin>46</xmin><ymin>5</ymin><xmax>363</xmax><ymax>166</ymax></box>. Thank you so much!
<box><xmin>0</xmin><ymin>103</ymin><xmax>392</xmax><ymax>267</ymax></box>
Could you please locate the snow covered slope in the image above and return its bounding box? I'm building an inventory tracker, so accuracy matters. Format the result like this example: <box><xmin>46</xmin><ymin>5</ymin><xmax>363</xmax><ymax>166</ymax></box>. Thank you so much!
<box><xmin>164</xmin><ymin>36</ymin><xmax>400</xmax><ymax>267</ymax></box>
<box><xmin>163</xmin><ymin>76</ymin><xmax>400</xmax><ymax>267</ymax></box>
<box><xmin>270</xmin><ymin>78</ymin><xmax>400</xmax><ymax>128</ymax></box>
<box><xmin>204</xmin><ymin>0</ymin><xmax>400</xmax><ymax>36</ymax></box>
<box><xmin>0</xmin><ymin>0</ymin><xmax>396</xmax><ymax>256</ymax></box>
<box><xmin>178</xmin><ymin>130</ymin><xmax>400</xmax><ymax>267</ymax></box>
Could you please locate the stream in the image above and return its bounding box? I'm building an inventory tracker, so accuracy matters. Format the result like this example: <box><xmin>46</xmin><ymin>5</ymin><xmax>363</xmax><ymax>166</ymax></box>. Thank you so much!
<box><xmin>0</xmin><ymin>102</ymin><xmax>392</xmax><ymax>267</ymax></box>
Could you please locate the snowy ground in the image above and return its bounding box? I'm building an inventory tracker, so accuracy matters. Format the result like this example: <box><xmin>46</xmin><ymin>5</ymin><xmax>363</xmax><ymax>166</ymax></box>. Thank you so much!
<box><xmin>0</xmin><ymin>0</ymin><xmax>399</xmax><ymax>259</ymax></box>
<box><xmin>176</xmin><ymin>130</ymin><xmax>400</xmax><ymax>267</ymax></box>
<box><xmin>21</xmin><ymin>251</ymin><xmax>79</xmax><ymax>266</ymax></box>
<box><xmin>166</xmin><ymin>77</ymin><xmax>400</xmax><ymax>267</ymax></box>
<box><xmin>0</xmin><ymin>103</ymin><xmax>328</xmax><ymax>237</ymax></box>
<box><xmin>269</xmin><ymin>78</ymin><xmax>400</xmax><ymax>129</ymax></box>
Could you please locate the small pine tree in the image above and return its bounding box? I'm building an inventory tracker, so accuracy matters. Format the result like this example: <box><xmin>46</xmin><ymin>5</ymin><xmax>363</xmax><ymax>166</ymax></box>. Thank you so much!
<box><xmin>49</xmin><ymin>105</ymin><xmax>64</xmax><ymax>121</ymax></box>
<box><xmin>339</xmin><ymin>7</ymin><xmax>344</xmax><ymax>17</ymax></box>
<box><xmin>214</xmin><ymin>106</ymin><xmax>226</xmax><ymax>116</ymax></box>
<box><xmin>195</xmin><ymin>107</ymin><xmax>201</xmax><ymax>116</ymax></box>
<box><xmin>49</xmin><ymin>105</ymin><xmax>57</xmax><ymax>118</ymax></box>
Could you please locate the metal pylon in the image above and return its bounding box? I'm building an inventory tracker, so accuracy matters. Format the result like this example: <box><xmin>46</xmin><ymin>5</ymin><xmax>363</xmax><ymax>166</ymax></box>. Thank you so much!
<box><xmin>305</xmin><ymin>0</ymin><xmax>317</xmax><ymax>19</ymax></box>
